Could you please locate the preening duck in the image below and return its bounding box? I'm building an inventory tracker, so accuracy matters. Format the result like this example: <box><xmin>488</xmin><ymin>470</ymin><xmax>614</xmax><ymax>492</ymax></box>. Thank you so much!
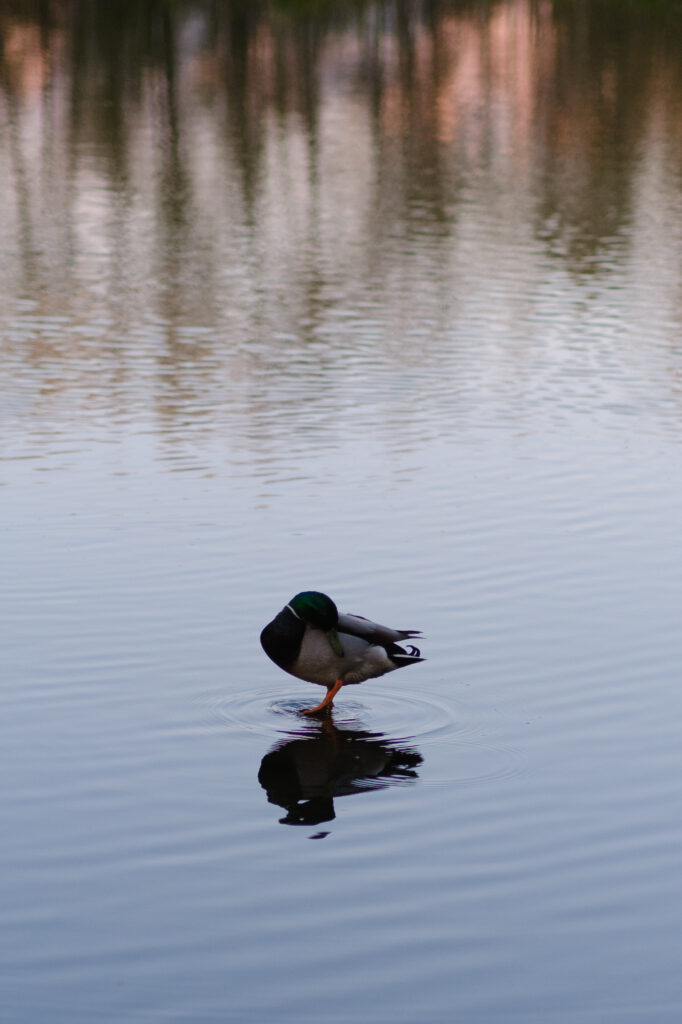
<box><xmin>260</xmin><ymin>590</ymin><xmax>424</xmax><ymax>714</ymax></box>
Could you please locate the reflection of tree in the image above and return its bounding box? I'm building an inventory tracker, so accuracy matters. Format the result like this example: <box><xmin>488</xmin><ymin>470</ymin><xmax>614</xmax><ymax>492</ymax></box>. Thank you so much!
<box><xmin>4</xmin><ymin>1</ymin><xmax>681</xmax><ymax>266</ymax></box>
<box><xmin>532</xmin><ymin>2</ymin><xmax>682</xmax><ymax>270</ymax></box>
<box><xmin>1</xmin><ymin>0</ymin><xmax>682</xmax><ymax>446</ymax></box>
<box><xmin>258</xmin><ymin>720</ymin><xmax>422</xmax><ymax>827</ymax></box>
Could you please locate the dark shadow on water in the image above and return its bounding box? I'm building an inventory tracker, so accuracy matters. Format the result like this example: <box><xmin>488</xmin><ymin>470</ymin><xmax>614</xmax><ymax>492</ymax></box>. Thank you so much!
<box><xmin>258</xmin><ymin>717</ymin><xmax>422</xmax><ymax>829</ymax></box>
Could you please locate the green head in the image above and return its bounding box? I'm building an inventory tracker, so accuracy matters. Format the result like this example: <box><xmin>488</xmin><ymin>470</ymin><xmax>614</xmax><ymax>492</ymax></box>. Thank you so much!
<box><xmin>288</xmin><ymin>591</ymin><xmax>344</xmax><ymax>657</ymax></box>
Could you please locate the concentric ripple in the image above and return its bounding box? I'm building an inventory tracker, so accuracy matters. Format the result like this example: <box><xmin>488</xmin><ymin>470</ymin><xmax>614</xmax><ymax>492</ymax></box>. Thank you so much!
<box><xmin>419</xmin><ymin>738</ymin><xmax>526</xmax><ymax>787</ymax></box>
<box><xmin>206</xmin><ymin>684</ymin><xmax>463</xmax><ymax>741</ymax></box>
<box><xmin>202</xmin><ymin>684</ymin><xmax>525</xmax><ymax>786</ymax></box>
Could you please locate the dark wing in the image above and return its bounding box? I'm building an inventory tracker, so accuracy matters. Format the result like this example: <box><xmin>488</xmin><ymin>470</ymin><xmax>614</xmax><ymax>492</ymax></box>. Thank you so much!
<box><xmin>337</xmin><ymin>612</ymin><xmax>422</xmax><ymax>648</ymax></box>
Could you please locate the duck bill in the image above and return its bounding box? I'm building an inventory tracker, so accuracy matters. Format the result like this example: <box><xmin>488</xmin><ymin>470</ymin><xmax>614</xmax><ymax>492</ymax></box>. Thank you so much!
<box><xmin>326</xmin><ymin>628</ymin><xmax>344</xmax><ymax>657</ymax></box>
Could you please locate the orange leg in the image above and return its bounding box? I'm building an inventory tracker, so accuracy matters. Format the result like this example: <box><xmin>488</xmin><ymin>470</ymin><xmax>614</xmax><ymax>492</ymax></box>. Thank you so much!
<box><xmin>302</xmin><ymin>679</ymin><xmax>344</xmax><ymax>715</ymax></box>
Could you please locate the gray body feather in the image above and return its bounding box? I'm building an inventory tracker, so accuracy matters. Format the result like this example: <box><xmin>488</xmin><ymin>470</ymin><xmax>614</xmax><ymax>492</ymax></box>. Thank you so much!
<box><xmin>291</xmin><ymin>615</ymin><xmax>423</xmax><ymax>688</ymax></box>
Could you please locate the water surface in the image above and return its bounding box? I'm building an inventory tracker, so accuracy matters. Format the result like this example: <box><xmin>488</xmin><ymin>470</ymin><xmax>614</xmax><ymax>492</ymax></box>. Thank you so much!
<box><xmin>3</xmin><ymin>2</ymin><xmax>682</xmax><ymax>1021</ymax></box>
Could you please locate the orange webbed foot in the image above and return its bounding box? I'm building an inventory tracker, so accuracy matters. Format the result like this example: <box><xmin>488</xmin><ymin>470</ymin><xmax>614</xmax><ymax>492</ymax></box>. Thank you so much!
<box><xmin>301</xmin><ymin>679</ymin><xmax>343</xmax><ymax>715</ymax></box>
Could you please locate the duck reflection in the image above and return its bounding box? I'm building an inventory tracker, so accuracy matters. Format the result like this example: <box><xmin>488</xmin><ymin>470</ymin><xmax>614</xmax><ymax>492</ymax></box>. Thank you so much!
<box><xmin>258</xmin><ymin>718</ymin><xmax>422</xmax><ymax>827</ymax></box>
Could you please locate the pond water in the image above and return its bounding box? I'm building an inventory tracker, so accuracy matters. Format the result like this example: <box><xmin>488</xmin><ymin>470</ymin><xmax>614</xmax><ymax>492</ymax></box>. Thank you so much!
<box><xmin>3</xmin><ymin>1</ymin><xmax>682</xmax><ymax>1021</ymax></box>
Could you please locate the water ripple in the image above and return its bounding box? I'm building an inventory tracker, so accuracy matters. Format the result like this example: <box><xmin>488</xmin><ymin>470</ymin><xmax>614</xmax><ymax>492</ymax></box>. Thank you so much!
<box><xmin>204</xmin><ymin>684</ymin><xmax>461</xmax><ymax>742</ymax></box>
<box><xmin>199</xmin><ymin>685</ymin><xmax>525</xmax><ymax>787</ymax></box>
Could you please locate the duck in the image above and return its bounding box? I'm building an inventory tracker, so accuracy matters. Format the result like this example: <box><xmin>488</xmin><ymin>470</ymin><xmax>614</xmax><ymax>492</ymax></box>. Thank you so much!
<box><xmin>260</xmin><ymin>590</ymin><xmax>424</xmax><ymax>714</ymax></box>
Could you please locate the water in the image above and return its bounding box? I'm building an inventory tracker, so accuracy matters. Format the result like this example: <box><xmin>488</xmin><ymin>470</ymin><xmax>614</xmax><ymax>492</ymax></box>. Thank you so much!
<box><xmin>3</xmin><ymin>1</ymin><xmax>682</xmax><ymax>1020</ymax></box>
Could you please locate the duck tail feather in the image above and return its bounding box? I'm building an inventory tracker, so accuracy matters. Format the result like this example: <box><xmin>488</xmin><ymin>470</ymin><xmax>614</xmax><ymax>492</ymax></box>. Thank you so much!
<box><xmin>391</xmin><ymin>643</ymin><xmax>426</xmax><ymax>667</ymax></box>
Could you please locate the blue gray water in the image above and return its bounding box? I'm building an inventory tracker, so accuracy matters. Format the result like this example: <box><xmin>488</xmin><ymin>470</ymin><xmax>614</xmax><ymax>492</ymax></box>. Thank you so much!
<box><xmin>3</xmin><ymin>2</ymin><xmax>682</xmax><ymax>1021</ymax></box>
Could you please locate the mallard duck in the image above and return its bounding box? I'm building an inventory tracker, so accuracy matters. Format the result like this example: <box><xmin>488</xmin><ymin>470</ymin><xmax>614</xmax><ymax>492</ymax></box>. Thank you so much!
<box><xmin>260</xmin><ymin>590</ymin><xmax>424</xmax><ymax>714</ymax></box>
